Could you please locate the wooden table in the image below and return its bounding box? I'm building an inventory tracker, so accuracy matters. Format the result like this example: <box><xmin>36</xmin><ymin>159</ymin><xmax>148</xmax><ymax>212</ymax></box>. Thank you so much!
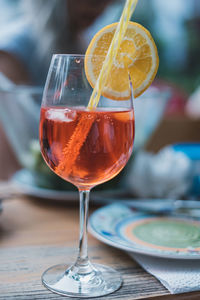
<box><xmin>0</xmin><ymin>195</ymin><xmax>200</xmax><ymax>299</ymax></box>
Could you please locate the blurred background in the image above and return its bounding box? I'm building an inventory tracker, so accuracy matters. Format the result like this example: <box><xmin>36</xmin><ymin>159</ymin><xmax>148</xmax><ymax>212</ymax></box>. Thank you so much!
<box><xmin>0</xmin><ymin>0</ymin><xmax>199</xmax><ymax>200</ymax></box>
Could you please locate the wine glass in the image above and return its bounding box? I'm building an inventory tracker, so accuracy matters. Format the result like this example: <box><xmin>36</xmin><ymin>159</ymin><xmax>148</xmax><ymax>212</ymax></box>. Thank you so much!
<box><xmin>39</xmin><ymin>54</ymin><xmax>135</xmax><ymax>298</ymax></box>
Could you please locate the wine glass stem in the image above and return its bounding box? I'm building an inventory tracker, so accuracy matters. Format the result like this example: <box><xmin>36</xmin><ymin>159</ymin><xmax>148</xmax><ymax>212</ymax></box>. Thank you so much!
<box><xmin>74</xmin><ymin>189</ymin><xmax>92</xmax><ymax>273</ymax></box>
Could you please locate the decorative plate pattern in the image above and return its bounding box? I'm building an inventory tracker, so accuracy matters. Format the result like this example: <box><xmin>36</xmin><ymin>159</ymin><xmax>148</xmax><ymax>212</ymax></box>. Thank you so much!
<box><xmin>88</xmin><ymin>203</ymin><xmax>200</xmax><ymax>259</ymax></box>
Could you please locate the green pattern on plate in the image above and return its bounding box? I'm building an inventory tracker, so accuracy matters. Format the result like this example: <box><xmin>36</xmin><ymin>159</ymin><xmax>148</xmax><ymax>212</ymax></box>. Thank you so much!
<box><xmin>133</xmin><ymin>219</ymin><xmax>200</xmax><ymax>248</ymax></box>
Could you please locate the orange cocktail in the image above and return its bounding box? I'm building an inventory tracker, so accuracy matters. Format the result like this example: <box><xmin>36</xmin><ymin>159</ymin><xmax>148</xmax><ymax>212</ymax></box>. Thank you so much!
<box><xmin>40</xmin><ymin>106</ymin><xmax>134</xmax><ymax>189</ymax></box>
<box><xmin>39</xmin><ymin>0</ymin><xmax>159</xmax><ymax>297</ymax></box>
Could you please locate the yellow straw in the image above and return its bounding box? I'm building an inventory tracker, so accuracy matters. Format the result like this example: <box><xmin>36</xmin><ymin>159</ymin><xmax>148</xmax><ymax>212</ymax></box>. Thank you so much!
<box><xmin>87</xmin><ymin>0</ymin><xmax>138</xmax><ymax>110</ymax></box>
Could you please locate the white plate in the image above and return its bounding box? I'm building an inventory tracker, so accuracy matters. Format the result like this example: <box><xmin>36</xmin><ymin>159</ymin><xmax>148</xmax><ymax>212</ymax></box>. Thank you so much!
<box><xmin>89</xmin><ymin>203</ymin><xmax>200</xmax><ymax>259</ymax></box>
<box><xmin>11</xmin><ymin>169</ymin><xmax>125</xmax><ymax>202</ymax></box>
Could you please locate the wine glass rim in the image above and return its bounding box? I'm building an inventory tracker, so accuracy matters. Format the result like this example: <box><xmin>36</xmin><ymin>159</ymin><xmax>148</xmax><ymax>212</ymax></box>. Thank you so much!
<box><xmin>52</xmin><ymin>54</ymin><xmax>104</xmax><ymax>59</ymax></box>
<box><xmin>53</xmin><ymin>54</ymin><xmax>85</xmax><ymax>58</ymax></box>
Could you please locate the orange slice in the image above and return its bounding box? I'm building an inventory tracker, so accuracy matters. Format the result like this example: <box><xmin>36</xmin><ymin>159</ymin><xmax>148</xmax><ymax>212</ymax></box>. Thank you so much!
<box><xmin>85</xmin><ymin>21</ymin><xmax>159</xmax><ymax>100</ymax></box>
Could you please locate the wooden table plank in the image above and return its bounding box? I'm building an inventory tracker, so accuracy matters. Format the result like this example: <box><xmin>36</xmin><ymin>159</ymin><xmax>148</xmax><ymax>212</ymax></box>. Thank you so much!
<box><xmin>0</xmin><ymin>244</ymin><xmax>168</xmax><ymax>300</ymax></box>
<box><xmin>0</xmin><ymin>197</ymin><xmax>199</xmax><ymax>299</ymax></box>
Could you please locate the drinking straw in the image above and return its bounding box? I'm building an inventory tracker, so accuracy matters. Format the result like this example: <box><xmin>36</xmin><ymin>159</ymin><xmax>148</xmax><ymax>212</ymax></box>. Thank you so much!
<box><xmin>88</xmin><ymin>0</ymin><xmax>138</xmax><ymax>110</ymax></box>
<box><xmin>56</xmin><ymin>0</ymin><xmax>138</xmax><ymax>176</ymax></box>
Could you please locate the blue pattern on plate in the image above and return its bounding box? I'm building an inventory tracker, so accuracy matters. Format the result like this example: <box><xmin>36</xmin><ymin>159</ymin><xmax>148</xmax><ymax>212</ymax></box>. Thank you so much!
<box><xmin>88</xmin><ymin>203</ymin><xmax>200</xmax><ymax>259</ymax></box>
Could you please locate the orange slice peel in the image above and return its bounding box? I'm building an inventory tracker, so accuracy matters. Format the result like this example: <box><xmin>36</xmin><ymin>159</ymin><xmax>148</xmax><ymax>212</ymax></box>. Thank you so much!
<box><xmin>85</xmin><ymin>22</ymin><xmax>159</xmax><ymax>100</ymax></box>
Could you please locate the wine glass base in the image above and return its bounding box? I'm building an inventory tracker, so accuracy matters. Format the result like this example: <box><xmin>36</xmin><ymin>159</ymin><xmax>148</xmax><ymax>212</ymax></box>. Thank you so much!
<box><xmin>42</xmin><ymin>263</ymin><xmax>122</xmax><ymax>298</ymax></box>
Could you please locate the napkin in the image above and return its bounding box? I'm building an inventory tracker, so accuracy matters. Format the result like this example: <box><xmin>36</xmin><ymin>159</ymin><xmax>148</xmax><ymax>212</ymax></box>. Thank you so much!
<box><xmin>129</xmin><ymin>252</ymin><xmax>200</xmax><ymax>294</ymax></box>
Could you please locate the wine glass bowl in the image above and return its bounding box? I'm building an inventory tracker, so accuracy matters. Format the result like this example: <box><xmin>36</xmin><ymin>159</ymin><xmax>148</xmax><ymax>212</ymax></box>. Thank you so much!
<box><xmin>40</xmin><ymin>106</ymin><xmax>134</xmax><ymax>190</ymax></box>
<box><xmin>39</xmin><ymin>54</ymin><xmax>135</xmax><ymax>297</ymax></box>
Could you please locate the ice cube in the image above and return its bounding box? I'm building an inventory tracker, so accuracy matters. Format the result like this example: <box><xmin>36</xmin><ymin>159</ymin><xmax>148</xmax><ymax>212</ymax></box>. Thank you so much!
<box><xmin>46</xmin><ymin>108</ymin><xmax>77</xmax><ymax>122</ymax></box>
